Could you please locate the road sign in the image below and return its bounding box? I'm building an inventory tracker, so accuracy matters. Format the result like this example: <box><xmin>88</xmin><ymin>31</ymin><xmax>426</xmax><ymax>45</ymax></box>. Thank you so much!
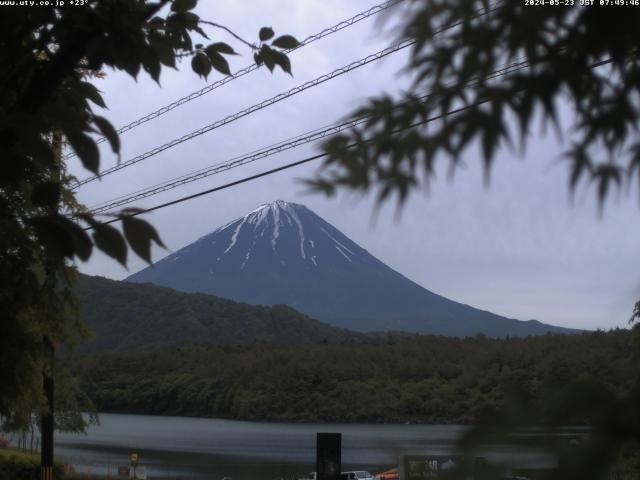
<box><xmin>130</xmin><ymin>453</ymin><xmax>138</xmax><ymax>465</ymax></box>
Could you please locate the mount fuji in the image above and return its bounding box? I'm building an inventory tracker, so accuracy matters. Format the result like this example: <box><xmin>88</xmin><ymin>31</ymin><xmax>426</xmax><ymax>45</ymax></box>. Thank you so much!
<box><xmin>126</xmin><ymin>200</ymin><xmax>575</xmax><ymax>337</ymax></box>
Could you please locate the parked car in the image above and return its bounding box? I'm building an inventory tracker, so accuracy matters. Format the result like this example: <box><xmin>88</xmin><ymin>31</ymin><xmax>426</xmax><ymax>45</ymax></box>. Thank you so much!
<box><xmin>341</xmin><ymin>471</ymin><xmax>374</xmax><ymax>480</ymax></box>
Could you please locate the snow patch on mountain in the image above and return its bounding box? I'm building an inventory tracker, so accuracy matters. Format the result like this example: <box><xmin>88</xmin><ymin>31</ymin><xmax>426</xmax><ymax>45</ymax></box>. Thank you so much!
<box><xmin>271</xmin><ymin>204</ymin><xmax>281</xmax><ymax>251</ymax></box>
<box><xmin>248</xmin><ymin>204</ymin><xmax>271</xmax><ymax>228</ymax></box>
<box><xmin>334</xmin><ymin>245</ymin><xmax>352</xmax><ymax>262</ymax></box>
<box><xmin>285</xmin><ymin>203</ymin><xmax>306</xmax><ymax>259</ymax></box>
<box><xmin>320</xmin><ymin>227</ymin><xmax>354</xmax><ymax>255</ymax></box>
<box><xmin>224</xmin><ymin>219</ymin><xmax>244</xmax><ymax>254</ymax></box>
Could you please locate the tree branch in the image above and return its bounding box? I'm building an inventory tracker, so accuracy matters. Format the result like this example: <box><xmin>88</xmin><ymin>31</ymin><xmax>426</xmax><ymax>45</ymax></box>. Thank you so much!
<box><xmin>198</xmin><ymin>20</ymin><xmax>256</xmax><ymax>50</ymax></box>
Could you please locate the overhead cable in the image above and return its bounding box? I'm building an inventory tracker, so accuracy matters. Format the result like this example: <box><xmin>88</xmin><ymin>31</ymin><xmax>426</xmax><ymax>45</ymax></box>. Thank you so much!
<box><xmin>73</xmin><ymin>0</ymin><xmax>502</xmax><ymax>189</ymax></box>
<box><xmin>88</xmin><ymin>58</ymin><xmax>529</xmax><ymax>214</ymax></box>
<box><xmin>62</xmin><ymin>0</ymin><xmax>406</xmax><ymax>161</ymax></box>
<box><xmin>86</xmin><ymin>52</ymin><xmax>621</xmax><ymax>225</ymax></box>
<box><xmin>86</xmin><ymin>98</ymin><xmax>511</xmax><ymax>228</ymax></box>
<box><xmin>73</xmin><ymin>38</ymin><xmax>416</xmax><ymax>189</ymax></box>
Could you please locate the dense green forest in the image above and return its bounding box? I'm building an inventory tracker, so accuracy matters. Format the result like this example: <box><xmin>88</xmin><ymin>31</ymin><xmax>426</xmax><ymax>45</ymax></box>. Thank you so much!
<box><xmin>70</xmin><ymin>328</ymin><xmax>639</xmax><ymax>424</ymax></box>
<box><xmin>76</xmin><ymin>275</ymin><xmax>367</xmax><ymax>352</ymax></box>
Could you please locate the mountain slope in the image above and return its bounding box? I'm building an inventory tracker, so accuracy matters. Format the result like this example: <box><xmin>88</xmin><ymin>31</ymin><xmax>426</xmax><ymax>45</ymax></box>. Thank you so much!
<box><xmin>127</xmin><ymin>200</ymin><xmax>576</xmax><ymax>337</ymax></box>
<box><xmin>77</xmin><ymin>275</ymin><xmax>366</xmax><ymax>353</ymax></box>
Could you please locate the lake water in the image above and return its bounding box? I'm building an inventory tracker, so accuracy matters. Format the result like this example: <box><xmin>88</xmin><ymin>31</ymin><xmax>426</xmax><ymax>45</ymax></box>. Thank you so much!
<box><xmin>55</xmin><ymin>413</ymin><xmax>555</xmax><ymax>480</ymax></box>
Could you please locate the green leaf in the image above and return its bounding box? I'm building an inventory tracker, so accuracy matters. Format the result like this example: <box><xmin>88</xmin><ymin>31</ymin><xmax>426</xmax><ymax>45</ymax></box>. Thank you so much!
<box><xmin>253</xmin><ymin>52</ymin><xmax>263</xmax><ymax>66</ymax></box>
<box><xmin>171</xmin><ymin>0</ymin><xmax>197</xmax><ymax>12</ymax></box>
<box><xmin>205</xmin><ymin>49</ymin><xmax>230</xmax><ymax>76</ymax></box>
<box><xmin>92</xmin><ymin>116</ymin><xmax>120</xmax><ymax>154</ymax></box>
<box><xmin>149</xmin><ymin>33</ymin><xmax>176</xmax><ymax>68</ymax></box>
<box><xmin>77</xmin><ymin>81</ymin><xmax>106</xmax><ymax>109</ymax></box>
<box><xmin>594</xmin><ymin>164</ymin><xmax>622</xmax><ymax>210</ymax></box>
<box><xmin>259</xmin><ymin>27</ymin><xmax>275</xmax><ymax>42</ymax></box>
<box><xmin>206</xmin><ymin>42</ymin><xmax>237</xmax><ymax>55</ymax></box>
<box><xmin>65</xmin><ymin>131</ymin><xmax>100</xmax><ymax>175</ymax></box>
<box><xmin>566</xmin><ymin>146</ymin><xmax>592</xmax><ymax>193</ymax></box>
<box><xmin>120</xmin><ymin>207</ymin><xmax>146</xmax><ymax>215</ymax></box>
<box><xmin>193</xmin><ymin>25</ymin><xmax>209</xmax><ymax>39</ymax></box>
<box><xmin>259</xmin><ymin>45</ymin><xmax>275</xmax><ymax>72</ymax></box>
<box><xmin>271</xmin><ymin>35</ymin><xmax>300</xmax><ymax>50</ymax></box>
<box><xmin>31</xmin><ymin>215</ymin><xmax>93</xmax><ymax>261</ymax></box>
<box><xmin>92</xmin><ymin>222</ymin><xmax>127</xmax><ymax>266</ymax></box>
<box><xmin>271</xmin><ymin>50</ymin><xmax>292</xmax><ymax>76</ymax></box>
<box><xmin>147</xmin><ymin>16</ymin><xmax>165</xmax><ymax>30</ymax></box>
<box><xmin>31</xmin><ymin>217</ymin><xmax>72</xmax><ymax>259</ymax></box>
<box><xmin>120</xmin><ymin>55</ymin><xmax>141</xmax><ymax>79</ymax></box>
<box><xmin>166</xmin><ymin>11</ymin><xmax>198</xmax><ymax>31</ymax></box>
<box><xmin>121</xmin><ymin>215</ymin><xmax>166</xmax><ymax>264</ymax></box>
<box><xmin>182</xmin><ymin>11</ymin><xmax>199</xmax><ymax>29</ymax></box>
<box><xmin>31</xmin><ymin>181</ymin><xmax>61</xmax><ymax>207</ymax></box>
<box><xmin>140</xmin><ymin>44</ymin><xmax>162</xmax><ymax>82</ymax></box>
<box><xmin>61</xmin><ymin>217</ymin><xmax>93</xmax><ymax>262</ymax></box>
<box><xmin>191</xmin><ymin>51</ymin><xmax>211</xmax><ymax>79</ymax></box>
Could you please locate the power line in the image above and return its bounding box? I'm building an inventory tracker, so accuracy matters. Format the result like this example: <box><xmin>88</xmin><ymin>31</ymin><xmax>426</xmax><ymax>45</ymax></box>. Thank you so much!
<box><xmin>72</xmin><ymin>38</ymin><xmax>416</xmax><ymax>189</ymax></box>
<box><xmin>87</xmin><ymin>49</ymin><xmax>526</xmax><ymax>213</ymax></box>
<box><xmin>86</xmin><ymin>51</ymin><xmax>616</xmax><ymax>225</ymax></box>
<box><xmin>73</xmin><ymin>1</ymin><xmax>503</xmax><ymax>190</ymax></box>
<box><xmin>86</xmin><ymin>98</ymin><xmax>507</xmax><ymax>229</ymax></box>
<box><xmin>87</xmin><ymin>59</ymin><xmax>530</xmax><ymax>215</ymax></box>
<box><xmin>87</xmin><ymin>117</ymin><xmax>370</xmax><ymax>214</ymax></box>
<box><xmin>81</xmin><ymin>52</ymin><xmax>616</xmax><ymax>229</ymax></box>
<box><xmin>62</xmin><ymin>0</ymin><xmax>406</xmax><ymax>161</ymax></box>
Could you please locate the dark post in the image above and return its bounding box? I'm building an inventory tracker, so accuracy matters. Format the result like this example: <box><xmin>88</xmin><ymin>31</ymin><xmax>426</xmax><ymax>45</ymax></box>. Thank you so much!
<box><xmin>41</xmin><ymin>337</ymin><xmax>54</xmax><ymax>480</ymax></box>
<box><xmin>317</xmin><ymin>433</ymin><xmax>341</xmax><ymax>480</ymax></box>
<box><xmin>41</xmin><ymin>130</ymin><xmax>61</xmax><ymax>480</ymax></box>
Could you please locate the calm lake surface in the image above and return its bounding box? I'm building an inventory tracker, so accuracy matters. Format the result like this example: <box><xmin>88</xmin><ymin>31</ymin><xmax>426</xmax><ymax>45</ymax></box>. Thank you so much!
<box><xmin>55</xmin><ymin>413</ymin><xmax>554</xmax><ymax>480</ymax></box>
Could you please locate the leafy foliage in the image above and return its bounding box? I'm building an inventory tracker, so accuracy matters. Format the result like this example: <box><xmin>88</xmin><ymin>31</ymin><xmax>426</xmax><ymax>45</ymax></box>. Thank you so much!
<box><xmin>252</xmin><ymin>26</ymin><xmax>299</xmax><ymax>75</ymax></box>
<box><xmin>631</xmin><ymin>301</ymin><xmax>640</xmax><ymax>324</ymax></box>
<box><xmin>455</xmin><ymin>329</ymin><xmax>640</xmax><ymax>480</ymax></box>
<box><xmin>1</xmin><ymin>365</ymin><xmax>98</xmax><ymax>454</ymax></box>
<box><xmin>302</xmin><ymin>5</ymin><xmax>640</xmax><ymax>475</ymax></box>
<box><xmin>0</xmin><ymin>0</ymin><xmax>297</xmax><ymax>425</ymax></box>
<box><xmin>309</xmin><ymin>0</ymin><xmax>640</xmax><ymax>210</ymax></box>
<box><xmin>70</xmin><ymin>324</ymin><xmax>640</xmax><ymax>478</ymax></box>
<box><xmin>70</xmin><ymin>328</ymin><xmax>638</xmax><ymax>424</ymax></box>
<box><xmin>0</xmin><ymin>450</ymin><xmax>66</xmax><ymax>480</ymax></box>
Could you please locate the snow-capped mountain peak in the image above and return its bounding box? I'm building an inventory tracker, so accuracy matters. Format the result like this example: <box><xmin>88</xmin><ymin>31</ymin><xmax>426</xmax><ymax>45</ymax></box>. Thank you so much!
<box><xmin>205</xmin><ymin>200</ymin><xmax>358</xmax><ymax>269</ymax></box>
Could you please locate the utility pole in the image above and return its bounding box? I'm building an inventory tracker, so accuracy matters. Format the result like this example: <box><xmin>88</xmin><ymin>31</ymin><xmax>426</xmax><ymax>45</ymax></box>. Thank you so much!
<box><xmin>41</xmin><ymin>130</ymin><xmax>62</xmax><ymax>480</ymax></box>
<box><xmin>41</xmin><ymin>337</ymin><xmax>55</xmax><ymax>480</ymax></box>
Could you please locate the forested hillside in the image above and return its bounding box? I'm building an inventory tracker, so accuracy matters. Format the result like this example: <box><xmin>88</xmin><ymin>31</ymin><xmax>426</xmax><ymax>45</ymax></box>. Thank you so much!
<box><xmin>71</xmin><ymin>328</ymin><xmax>639</xmax><ymax>424</ymax></box>
<box><xmin>76</xmin><ymin>275</ymin><xmax>366</xmax><ymax>352</ymax></box>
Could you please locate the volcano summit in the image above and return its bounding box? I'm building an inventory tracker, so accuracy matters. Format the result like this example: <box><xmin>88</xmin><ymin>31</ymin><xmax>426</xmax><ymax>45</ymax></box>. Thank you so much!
<box><xmin>127</xmin><ymin>200</ymin><xmax>574</xmax><ymax>337</ymax></box>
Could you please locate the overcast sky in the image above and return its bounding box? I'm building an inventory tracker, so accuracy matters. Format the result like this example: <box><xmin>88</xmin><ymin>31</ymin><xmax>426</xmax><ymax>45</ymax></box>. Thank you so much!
<box><xmin>70</xmin><ymin>0</ymin><xmax>639</xmax><ymax>331</ymax></box>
